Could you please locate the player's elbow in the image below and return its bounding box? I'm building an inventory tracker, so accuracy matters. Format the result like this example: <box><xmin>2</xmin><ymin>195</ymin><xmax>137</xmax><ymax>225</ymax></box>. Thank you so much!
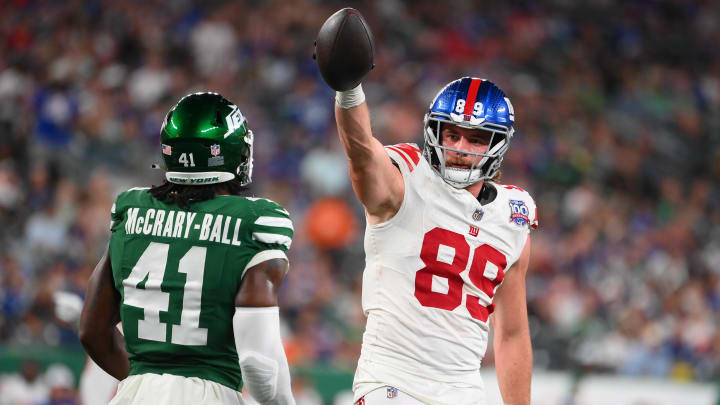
<box><xmin>495</xmin><ymin>324</ymin><xmax>530</xmax><ymax>343</ymax></box>
<box><xmin>78</xmin><ymin>316</ymin><xmax>102</xmax><ymax>350</ymax></box>
<box><xmin>78</xmin><ymin>324</ymin><xmax>95</xmax><ymax>349</ymax></box>
<box><xmin>493</xmin><ymin>328</ymin><xmax>532</xmax><ymax>361</ymax></box>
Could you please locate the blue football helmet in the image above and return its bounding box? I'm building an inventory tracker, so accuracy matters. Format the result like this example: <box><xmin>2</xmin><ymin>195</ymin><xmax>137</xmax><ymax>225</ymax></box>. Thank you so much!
<box><xmin>423</xmin><ymin>77</ymin><xmax>515</xmax><ymax>188</ymax></box>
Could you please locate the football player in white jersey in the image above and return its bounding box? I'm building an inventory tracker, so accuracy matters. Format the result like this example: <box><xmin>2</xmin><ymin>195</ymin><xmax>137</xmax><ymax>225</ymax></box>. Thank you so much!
<box><xmin>329</xmin><ymin>74</ymin><xmax>537</xmax><ymax>405</ymax></box>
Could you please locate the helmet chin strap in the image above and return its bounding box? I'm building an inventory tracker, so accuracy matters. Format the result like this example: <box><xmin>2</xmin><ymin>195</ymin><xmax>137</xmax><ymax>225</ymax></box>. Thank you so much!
<box><xmin>443</xmin><ymin>167</ymin><xmax>483</xmax><ymax>188</ymax></box>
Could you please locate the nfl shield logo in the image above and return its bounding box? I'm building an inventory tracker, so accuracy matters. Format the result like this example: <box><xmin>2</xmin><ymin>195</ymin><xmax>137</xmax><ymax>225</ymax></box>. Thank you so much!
<box><xmin>472</xmin><ymin>209</ymin><xmax>484</xmax><ymax>222</ymax></box>
<box><xmin>210</xmin><ymin>144</ymin><xmax>221</xmax><ymax>156</ymax></box>
<box><xmin>386</xmin><ymin>387</ymin><xmax>398</xmax><ymax>399</ymax></box>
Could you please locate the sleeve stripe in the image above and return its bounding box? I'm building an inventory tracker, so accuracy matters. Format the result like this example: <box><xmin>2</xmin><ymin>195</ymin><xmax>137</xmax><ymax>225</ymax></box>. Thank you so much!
<box><xmin>242</xmin><ymin>250</ymin><xmax>288</xmax><ymax>279</ymax></box>
<box><xmin>396</xmin><ymin>143</ymin><xmax>422</xmax><ymax>164</ymax></box>
<box><xmin>386</xmin><ymin>146</ymin><xmax>414</xmax><ymax>170</ymax></box>
<box><xmin>255</xmin><ymin>216</ymin><xmax>293</xmax><ymax>230</ymax></box>
<box><xmin>252</xmin><ymin>232</ymin><xmax>292</xmax><ymax>248</ymax></box>
<box><xmin>274</xmin><ymin>208</ymin><xmax>290</xmax><ymax>216</ymax></box>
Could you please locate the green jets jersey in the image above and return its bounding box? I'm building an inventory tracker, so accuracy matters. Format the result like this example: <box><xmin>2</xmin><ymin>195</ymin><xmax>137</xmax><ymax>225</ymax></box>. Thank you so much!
<box><xmin>108</xmin><ymin>188</ymin><xmax>293</xmax><ymax>391</ymax></box>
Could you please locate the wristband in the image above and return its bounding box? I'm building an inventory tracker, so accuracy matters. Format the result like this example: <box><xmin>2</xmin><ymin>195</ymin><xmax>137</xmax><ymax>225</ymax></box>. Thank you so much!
<box><xmin>335</xmin><ymin>84</ymin><xmax>365</xmax><ymax>109</ymax></box>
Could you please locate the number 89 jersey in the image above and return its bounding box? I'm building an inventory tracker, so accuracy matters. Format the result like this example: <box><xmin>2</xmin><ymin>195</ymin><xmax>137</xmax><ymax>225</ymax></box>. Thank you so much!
<box><xmin>353</xmin><ymin>144</ymin><xmax>537</xmax><ymax>405</ymax></box>
<box><xmin>108</xmin><ymin>188</ymin><xmax>293</xmax><ymax>392</ymax></box>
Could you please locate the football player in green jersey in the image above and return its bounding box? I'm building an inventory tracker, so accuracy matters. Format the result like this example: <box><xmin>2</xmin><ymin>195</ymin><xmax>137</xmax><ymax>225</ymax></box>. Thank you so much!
<box><xmin>79</xmin><ymin>92</ymin><xmax>296</xmax><ymax>405</ymax></box>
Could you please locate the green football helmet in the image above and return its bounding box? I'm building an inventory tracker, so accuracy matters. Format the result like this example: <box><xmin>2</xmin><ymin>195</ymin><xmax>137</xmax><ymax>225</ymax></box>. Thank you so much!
<box><xmin>160</xmin><ymin>92</ymin><xmax>253</xmax><ymax>186</ymax></box>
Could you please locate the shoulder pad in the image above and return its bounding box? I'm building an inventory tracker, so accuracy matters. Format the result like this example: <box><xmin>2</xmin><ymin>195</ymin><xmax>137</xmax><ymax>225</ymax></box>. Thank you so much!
<box><xmin>115</xmin><ymin>187</ymin><xmax>151</xmax><ymax>205</ymax></box>
<box><xmin>111</xmin><ymin>187</ymin><xmax>151</xmax><ymax>230</ymax></box>
<box><xmin>247</xmin><ymin>198</ymin><xmax>294</xmax><ymax>250</ymax></box>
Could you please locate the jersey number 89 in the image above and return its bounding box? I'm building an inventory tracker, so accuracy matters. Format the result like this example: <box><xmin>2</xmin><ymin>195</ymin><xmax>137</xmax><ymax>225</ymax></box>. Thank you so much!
<box><xmin>414</xmin><ymin>227</ymin><xmax>507</xmax><ymax>322</ymax></box>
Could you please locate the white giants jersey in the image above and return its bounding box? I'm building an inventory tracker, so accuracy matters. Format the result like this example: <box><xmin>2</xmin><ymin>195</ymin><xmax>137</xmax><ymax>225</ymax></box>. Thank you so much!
<box><xmin>353</xmin><ymin>143</ymin><xmax>538</xmax><ymax>405</ymax></box>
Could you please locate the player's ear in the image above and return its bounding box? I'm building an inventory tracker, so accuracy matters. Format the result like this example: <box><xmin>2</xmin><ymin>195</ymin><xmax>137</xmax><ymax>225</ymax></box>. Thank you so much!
<box><xmin>234</xmin><ymin>258</ymin><xmax>288</xmax><ymax>307</ymax></box>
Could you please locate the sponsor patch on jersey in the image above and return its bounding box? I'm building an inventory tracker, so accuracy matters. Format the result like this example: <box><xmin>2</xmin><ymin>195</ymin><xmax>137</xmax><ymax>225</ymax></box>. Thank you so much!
<box><xmin>162</xmin><ymin>144</ymin><xmax>172</xmax><ymax>155</ymax></box>
<box><xmin>386</xmin><ymin>387</ymin><xmax>398</xmax><ymax>399</ymax></box>
<box><xmin>210</xmin><ymin>144</ymin><xmax>221</xmax><ymax>156</ymax></box>
<box><xmin>472</xmin><ymin>208</ymin><xmax>484</xmax><ymax>222</ymax></box>
<box><xmin>509</xmin><ymin>199</ymin><xmax>530</xmax><ymax>227</ymax></box>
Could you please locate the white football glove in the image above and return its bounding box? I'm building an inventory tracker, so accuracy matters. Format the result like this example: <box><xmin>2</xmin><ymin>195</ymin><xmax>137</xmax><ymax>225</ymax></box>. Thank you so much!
<box><xmin>53</xmin><ymin>291</ymin><xmax>84</xmax><ymax>324</ymax></box>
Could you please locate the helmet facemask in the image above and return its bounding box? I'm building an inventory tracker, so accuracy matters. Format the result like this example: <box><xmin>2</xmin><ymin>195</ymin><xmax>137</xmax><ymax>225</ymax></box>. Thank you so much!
<box><xmin>236</xmin><ymin>129</ymin><xmax>254</xmax><ymax>187</ymax></box>
<box><xmin>423</xmin><ymin>114</ymin><xmax>512</xmax><ymax>188</ymax></box>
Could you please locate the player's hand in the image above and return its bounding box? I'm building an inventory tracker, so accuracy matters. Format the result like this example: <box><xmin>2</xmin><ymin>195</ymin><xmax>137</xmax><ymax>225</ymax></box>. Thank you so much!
<box><xmin>313</xmin><ymin>8</ymin><xmax>375</xmax><ymax>91</ymax></box>
<box><xmin>54</xmin><ymin>291</ymin><xmax>84</xmax><ymax>324</ymax></box>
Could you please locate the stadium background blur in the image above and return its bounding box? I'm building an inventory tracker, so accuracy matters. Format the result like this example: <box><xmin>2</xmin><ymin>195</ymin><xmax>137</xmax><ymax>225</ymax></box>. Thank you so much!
<box><xmin>0</xmin><ymin>0</ymin><xmax>719</xmax><ymax>404</ymax></box>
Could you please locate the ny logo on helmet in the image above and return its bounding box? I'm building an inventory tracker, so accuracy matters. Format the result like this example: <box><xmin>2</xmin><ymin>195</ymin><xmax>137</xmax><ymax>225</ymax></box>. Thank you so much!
<box><xmin>223</xmin><ymin>105</ymin><xmax>245</xmax><ymax>138</ymax></box>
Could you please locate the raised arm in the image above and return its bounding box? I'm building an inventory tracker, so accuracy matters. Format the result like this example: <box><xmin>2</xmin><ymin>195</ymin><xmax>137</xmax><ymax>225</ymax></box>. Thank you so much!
<box><xmin>491</xmin><ymin>236</ymin><xmax>532</xmax><ymax>405</ymax></box>
<box><xmin>315</xmin><ymin>8</ymin><xmax>403</xmax><ymax>224</ymax></box>
<box><xmin>335</xmin><ymin>88</ymin><xmax>404</xmax><ymax>224</ymax></box>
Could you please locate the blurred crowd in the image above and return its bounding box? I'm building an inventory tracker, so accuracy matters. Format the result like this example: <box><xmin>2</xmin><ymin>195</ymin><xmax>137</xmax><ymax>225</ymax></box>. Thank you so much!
<box><xmin>1</xmin><ymin>0</ymin><xmax>719</xmax><ymax>402</ymax></box>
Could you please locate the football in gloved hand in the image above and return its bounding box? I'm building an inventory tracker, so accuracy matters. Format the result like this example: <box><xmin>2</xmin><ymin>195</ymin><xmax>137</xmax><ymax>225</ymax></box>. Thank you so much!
<box><xmin>314</xmin><ymin>7</ymin><xmax>375</xmax><ymax>91</ymax></box>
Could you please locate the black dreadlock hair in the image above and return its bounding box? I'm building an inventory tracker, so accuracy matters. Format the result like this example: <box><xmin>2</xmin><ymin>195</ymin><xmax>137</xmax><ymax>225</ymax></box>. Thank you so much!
<box><xmin>148</xmin><ymin>177</ymin><xmax>246</xmax><ymax>209</ymax></box>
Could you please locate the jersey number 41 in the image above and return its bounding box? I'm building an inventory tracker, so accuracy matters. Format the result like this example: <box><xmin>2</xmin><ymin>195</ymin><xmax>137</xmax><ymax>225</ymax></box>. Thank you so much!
<box><xmin>123</xmin><ymin>242</ymin><xmax>209</xmax><ymax>346</ymax></box>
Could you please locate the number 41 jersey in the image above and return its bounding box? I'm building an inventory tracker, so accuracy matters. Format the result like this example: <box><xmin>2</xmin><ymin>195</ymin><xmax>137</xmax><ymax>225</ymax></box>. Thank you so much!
<box><xmin>108</xmin><ymin>188</ymin><xmax>293</xmax><ymax>392</ymax></box>
<box><xmin>353</xmin><ymin>144</ymin><xmax>538</xmax><ymax>405</ymax></box>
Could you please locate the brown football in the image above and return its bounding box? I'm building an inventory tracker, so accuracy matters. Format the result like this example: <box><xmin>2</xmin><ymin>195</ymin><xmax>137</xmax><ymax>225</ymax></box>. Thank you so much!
<box><xmin>314</xmin><ymin>8</ymin><xmax>375</xmax><ymax>91</ymax></box>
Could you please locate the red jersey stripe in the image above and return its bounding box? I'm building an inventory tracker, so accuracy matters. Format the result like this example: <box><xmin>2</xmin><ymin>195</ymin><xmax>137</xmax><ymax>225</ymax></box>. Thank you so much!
<box><xmin>386</xmin><ymin>146</ymin><xmax>415</xmax><ymax>171</ymax></box>
<box><xmin>463</xmin><ymin>79</ymin><xmax>482</xmax><ymax>115</ymax></box>
<box><xmin>395</xmin><ymin>143</ymin><xmax>422</xmax><ymax>165</ymax></box>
